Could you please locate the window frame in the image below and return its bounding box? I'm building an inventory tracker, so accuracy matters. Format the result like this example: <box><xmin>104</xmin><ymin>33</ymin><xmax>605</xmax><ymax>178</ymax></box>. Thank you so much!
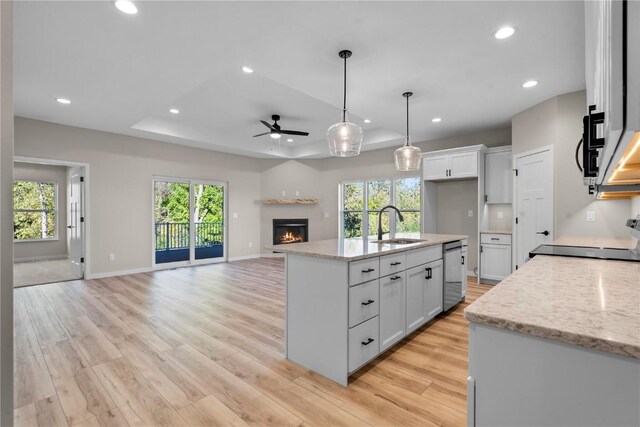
<box><xmin>13</xmin><ymin>179</ymin><xmax>60</xmax><ymax>242</ymax></box>
<box><xmin>339</xmin><ymin>176</ymin><xmax>421</xmax><ymax>239</ymax></box>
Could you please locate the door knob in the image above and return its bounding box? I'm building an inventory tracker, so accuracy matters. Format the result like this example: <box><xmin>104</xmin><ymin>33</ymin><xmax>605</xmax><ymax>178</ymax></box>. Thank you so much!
<box><xmin>67</xmin><ymin>225</ymin><xmax>74</xmax><ymax>229</ymax></box>
<box><xmin>536</xmin><ymin>230</ymin><xmax>550</xmax><ymax>236</ymax></box>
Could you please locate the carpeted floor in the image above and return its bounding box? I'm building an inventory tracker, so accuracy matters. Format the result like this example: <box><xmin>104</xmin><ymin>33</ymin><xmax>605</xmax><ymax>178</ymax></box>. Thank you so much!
<box><xmin>13</xmin><ymin>258</ymin><xmax>82</xmax><ymax>288</ymax></box>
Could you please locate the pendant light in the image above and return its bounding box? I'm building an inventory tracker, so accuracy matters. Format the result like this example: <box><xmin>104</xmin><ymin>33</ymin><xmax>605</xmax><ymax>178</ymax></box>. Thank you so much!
<box><xmin>327</xmin><ymin>50</ymin><xmax>363</xmax><ymax>157</ymax></box>
<box><xmin>394</xmin><ymin>92</ymin><xmax>422</xmax><ymax>171</ymax></box>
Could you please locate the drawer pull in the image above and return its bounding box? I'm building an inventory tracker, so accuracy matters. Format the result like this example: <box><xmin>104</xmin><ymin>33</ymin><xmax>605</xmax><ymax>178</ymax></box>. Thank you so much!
<box><xmin>361</xmin><ymin>338</ymin><xmax>375</xmax><ymax>346</ymax></box>
<box><xmin>361</xmin><ymin>299</ymin><xmax>375</xmax><ymax>306</ymax></box>
<box><xmin>390</xmin><ymin>275</ymin><xmax>402</xmax><ymax>281</ymax></box>
<box><xmin>390</xmin><ymin>261</ymin><xmax>402</xmax><ymax>266</ymax></box>
<box><xmin>425</xmin><ymin>267</ymin><xmax>432</xmax><ymax>280</ymax></box>
<box><xmin>491</xmin><ymin>237</ymin><xmax>499</xmax><ymax>241</ymax></box>
<box><xmin>361</xmin><ymin>268</ymin><xmax>375</xmax><ymax>273</ymax></box>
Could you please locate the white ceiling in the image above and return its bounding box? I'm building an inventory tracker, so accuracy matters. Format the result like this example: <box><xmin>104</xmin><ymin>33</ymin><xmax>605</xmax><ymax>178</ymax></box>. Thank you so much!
<box><xmin>13</xmin><ymin>1</ymin><xmax>585</xmax><ymax>159</ymax></box>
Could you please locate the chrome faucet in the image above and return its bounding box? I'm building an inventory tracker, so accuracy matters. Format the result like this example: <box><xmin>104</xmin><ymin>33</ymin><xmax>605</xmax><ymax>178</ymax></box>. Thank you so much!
<box><xmin>377</xmin><ymin>205</ymin><xmax>404</xmax><ymax>241</ymax></box>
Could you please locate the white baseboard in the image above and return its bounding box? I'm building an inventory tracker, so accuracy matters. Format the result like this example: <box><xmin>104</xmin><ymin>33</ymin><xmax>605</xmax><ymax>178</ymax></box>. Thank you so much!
<box><xmin>258</xmin><ymin>253</ymin><xmax>285</xmax><ymax>258</ymax></box>
<box><xmin>467</xmin><ymin>269</ymin><xmax>476</xmax><ymax>277</ymax></box>
<box><xmin>228</xmin><ymin>254</ymin><xmax>263</xmax><ymax>261</ymax></box>
<box><xmin>14</xmin><ymin>254</ymin><xmax>67</xmax><ymax>263</ymax></box>
<box><xmin>87</xmin><ymin>266</ymin><xmax>153</xmax><ymax>280</ymax></box>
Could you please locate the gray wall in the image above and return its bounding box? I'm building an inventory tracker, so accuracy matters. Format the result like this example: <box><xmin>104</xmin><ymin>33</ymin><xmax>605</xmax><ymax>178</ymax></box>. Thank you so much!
<box><xmin>0</xmin><ymin>1</ymin><xmax>13</xmax><ymax>423</ymax></box>
<box><xmin>487</xmin><ymin>204</ymin><xmax>513</xmax><ymax>231</ymax></box>
<box><xmin>13</xmin><ymin>162</ymin><xmax>68</xmax><ymax>261</ymax></box>
<box><xmin>259</xmin><ymin>127</ymin><xmax>512</xmax><ymax>252</ymax></box>
<box><xmin>15</xmin><ymin>117</ymin><xmax>264</xmax><ymax>276</ymax></box>
<box><xmin>512</xmin><ymin>90</ymin><xmax>632</xmax><ymax>239</ymax></box>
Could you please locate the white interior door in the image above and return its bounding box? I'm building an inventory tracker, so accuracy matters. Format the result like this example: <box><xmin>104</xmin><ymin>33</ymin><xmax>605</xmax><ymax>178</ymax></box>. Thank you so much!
<box><xmin>67</xmin><ymin>167</ymin><xmax>84</xmax><ymax>278</ymax></box>
<box><xmin>515</xmin><ymin>149</ymin><xmax>553</xmax><ymax>269</ymax></box>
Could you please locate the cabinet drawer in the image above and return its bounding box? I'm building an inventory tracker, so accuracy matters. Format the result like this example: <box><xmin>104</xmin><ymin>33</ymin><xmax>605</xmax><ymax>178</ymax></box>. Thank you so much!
<box><xmin>349</xmin><ymin>280</ymin><xmax>379</xmax><ymax>327</ymax></box>
<box><xmin>349</xmin><ymin>258</ymin><xmax>380</xmax><ymax>286</ymax></box>
<box><xmin>348</xmin><ymin>316</ymin><xmax>379</xmax><ymax>373</ymax></box>
<box><xmin>379</xmin><ymin>253</ymin><xmax>406</xmax><ymax>277</ymax></box>
<box><xmin>481</xmin><ymin>233</ymin><xmax>512</xmax><ymax>245</ymax></box>
<box><xmin>405</xmin><ymin>245</ymin><xmax>442</xmax><ymax>269</ymax></box>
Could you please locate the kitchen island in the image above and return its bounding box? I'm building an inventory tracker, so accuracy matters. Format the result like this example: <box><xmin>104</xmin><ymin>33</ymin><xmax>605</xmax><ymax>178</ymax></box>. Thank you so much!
<box><xmin>273</xmin><ymin>233</ymin><xmax>467</xmax><ymax>386</ymax></box>
<box><xmin>464</xmin><ymin>253</ymin><xmax>640</xmax><ymax>426</ymax></box>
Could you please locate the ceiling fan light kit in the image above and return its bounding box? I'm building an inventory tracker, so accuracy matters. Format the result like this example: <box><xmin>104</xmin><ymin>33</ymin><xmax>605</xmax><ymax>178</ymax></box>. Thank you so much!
<box><xmin>327</xmin><ymin>50</ymin><xmax>363</xmax><ymax>157</ymax></box>
<box><xmin>394</xmin><ymin>91</ymin><xmax>422</xmax><ymax>171</ymax></box>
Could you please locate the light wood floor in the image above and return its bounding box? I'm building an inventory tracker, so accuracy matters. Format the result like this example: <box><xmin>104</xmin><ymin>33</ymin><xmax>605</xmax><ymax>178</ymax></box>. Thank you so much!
<box><xmin>14</xmin><ymin>257</ymin><xmax>491</xmax><ymax>427</ymax></box>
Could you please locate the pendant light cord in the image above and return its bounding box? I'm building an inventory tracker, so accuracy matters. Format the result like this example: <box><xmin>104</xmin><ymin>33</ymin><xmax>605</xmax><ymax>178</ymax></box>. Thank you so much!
<box><xmin>342</xmin><ymin>54</ymin><xmax>347</xmax><ymax>122</ymax></box>
<box><xmin>406</xmin><ymin>94</ymin><xmax>410</xmax><ymax>146</ymax></box>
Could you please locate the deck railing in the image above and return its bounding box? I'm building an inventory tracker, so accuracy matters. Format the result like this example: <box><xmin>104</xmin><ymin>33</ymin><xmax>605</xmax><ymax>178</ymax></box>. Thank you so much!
<box><xmin>155</xmin><ymin>222</ymin><xmax>223</xmax><ymax>251</ymax></box>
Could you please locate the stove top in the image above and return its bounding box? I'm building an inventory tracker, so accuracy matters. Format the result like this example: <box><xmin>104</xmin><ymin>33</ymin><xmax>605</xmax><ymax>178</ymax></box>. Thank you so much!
<box><xmin>529</xmin><ymin>244</ymin><xmax>640</xmax><ymax>262</ymax></box>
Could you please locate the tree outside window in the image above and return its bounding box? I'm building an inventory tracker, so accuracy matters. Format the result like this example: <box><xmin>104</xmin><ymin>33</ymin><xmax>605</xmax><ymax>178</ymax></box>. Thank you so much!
<box><xmin>13</xmin><ymin>181</ymin><xmax>57</xmax><ymax>240</ymax></box>
<box><xmin>341</xmin><ymin>177</ymin><xmax>421</xmax><ymax>239</ymax></box>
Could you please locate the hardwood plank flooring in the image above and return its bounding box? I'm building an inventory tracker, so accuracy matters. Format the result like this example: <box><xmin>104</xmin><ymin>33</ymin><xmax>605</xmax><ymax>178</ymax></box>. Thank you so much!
<box><xmin>14</xmin><ymin>257</ymin><xmax>491</xmax><ymax>426</ymax></box>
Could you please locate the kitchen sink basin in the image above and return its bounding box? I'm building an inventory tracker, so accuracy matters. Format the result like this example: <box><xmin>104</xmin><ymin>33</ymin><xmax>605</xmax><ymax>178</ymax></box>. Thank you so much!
<box><xmin>374</xmin><ymin>238</ymin><xmax>427</xmax><ymax>245</ymax></box>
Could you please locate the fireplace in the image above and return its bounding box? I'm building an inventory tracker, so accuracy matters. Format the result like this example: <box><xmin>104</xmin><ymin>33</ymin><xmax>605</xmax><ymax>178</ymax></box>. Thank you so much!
<box><xmin>273</xmin><ymin>219</ymin><xmax>308</xmax><ymax>245</ymax></box>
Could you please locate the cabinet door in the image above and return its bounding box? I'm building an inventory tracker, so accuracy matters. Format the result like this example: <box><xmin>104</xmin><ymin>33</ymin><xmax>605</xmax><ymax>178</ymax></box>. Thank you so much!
<box><xmin>379</xmin><ymin>272</ymin><xmax>406</xmax><ymax>351</ymax></box>
<box><xmin>485</xmin><ymin>151</ymin><xmax>512</xmax><ymax>204</ymax></box>
<box><xmin>450</xmin><ymin>151</ymin><xmax>478</xmax><ymax>178</ymax></box>
<box><xmin>480</xmin><ymin>244</ymin><xmax>512</xmax><ymax>281</ymax></box>
<box><xmin>424</xmin><ymin>259</ymin><xmax>443</xmax><ymax>321</ymax></box>
<box><xmin>461</xmin><ymin>246</ymin><xmax>467</xmax><ymax>297</ymax></box>
<box><xmin>423</xmin><ymin>155</ymin><xmax>450</xmax><ymax>181</ymax></box>
<box><xmin>405</xmin><ymin>265</ymin><xmax>426</xmax><ymax>334</ymax></box>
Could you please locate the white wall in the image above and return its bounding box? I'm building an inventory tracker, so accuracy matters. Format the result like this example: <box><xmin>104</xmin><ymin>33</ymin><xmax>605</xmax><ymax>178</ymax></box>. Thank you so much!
<box><xmin>0</xmin><ymin>2</ymin><xmax>13</xmax><ymax>424</ymax></box>
<box><xmin>487</xmin><ymin>204</ymin><xmax>513</xmax><ymax>231</ymax></box>
<box><xmin>512</xmin><ymin>90</ymin><xmax>632</xmax><ymax>239</ymax></box>
<box><xmin>14</xmin><ymin>117</ymin><xmax>264</xmax><ymax>276</ymax></box>
<box><xmin>13</xmin><ymin>162</ymin><xmax>68</xmax><ymax>261</ymax></box>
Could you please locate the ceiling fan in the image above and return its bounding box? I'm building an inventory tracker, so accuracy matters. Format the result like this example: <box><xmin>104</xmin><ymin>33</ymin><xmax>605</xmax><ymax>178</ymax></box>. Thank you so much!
<box><xmin>253</xmin><ymin>114</ymin><xmax>309</xmax><ymax>139</ymax></box>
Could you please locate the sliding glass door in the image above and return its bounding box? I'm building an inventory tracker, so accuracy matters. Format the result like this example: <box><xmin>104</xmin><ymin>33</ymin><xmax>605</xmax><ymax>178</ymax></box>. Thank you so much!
<box><xmin>153</xmin><ymin>177</ymin><xmax>227</xmax><ymax>266</ymax></box>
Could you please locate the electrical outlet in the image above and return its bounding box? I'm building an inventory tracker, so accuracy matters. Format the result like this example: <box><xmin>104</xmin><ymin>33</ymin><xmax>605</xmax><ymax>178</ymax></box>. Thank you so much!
<box><xmin>232</xmin><ymin>212</ymin><xmax>238</xmax><ymax>219</ymax></box>
<box><xmin>324</xmin><ymin>212</ymin><xmax>329</xmax><ymax>218</ymax></box>
<box><xmin>295</xmin><ymin>190</ymin><xmax>300</xmax><ymax>196</ymax></box>
<box><xmin>108</xmin><ymin>253</ymin><xmax>115</xmax><ymax>261</ymax></box>
<box><xmin>248</xmin><ymin>242</ymin><xmax>253</xmax><ymax>248</ymax></box>
<box><xmin>281</xmin><ymin>190</ymin><xmax>286</xmax><ymax>196</ymax></box>
<box><xmin>468</xmin><ymin>210</ymin><xmax>474</xmax><ymax>217</ymax></box>
<box><xmin>586</xmin><ymin>211</ymin><xmax>596</xmax><ymax>222</ymax></box>
<box><xmin>497</xmin><ymin>211</ymin><xmax>503</xmax><ymax>220</ymax></box>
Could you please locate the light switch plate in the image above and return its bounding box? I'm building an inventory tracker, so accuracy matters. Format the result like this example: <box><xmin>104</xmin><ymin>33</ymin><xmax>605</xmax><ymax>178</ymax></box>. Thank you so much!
<box><xmin>586</xmin><ymin>211</ymin><xmax>596</xmax><ymax>222</ymax></box>
<box><xmin>232</xmin><ymin>212</ymin><xmax>238</xmax><ymax>219</ymax></box>
<box><xmin>468</xmin><ymin>210</ymin><xmax>473</xmax><ymax>217</ymax></box>
<box><xmin>497</xmin><ymin>211</ymin><xmax>503</xmax><ymax>220</ymax></box>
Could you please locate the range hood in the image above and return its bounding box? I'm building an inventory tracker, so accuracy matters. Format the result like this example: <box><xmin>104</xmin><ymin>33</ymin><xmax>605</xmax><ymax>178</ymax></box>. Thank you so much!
<box><xmin>583</xmin><ymin>0</ymin><xmax>640</xmax><ymax>199</ymax></box>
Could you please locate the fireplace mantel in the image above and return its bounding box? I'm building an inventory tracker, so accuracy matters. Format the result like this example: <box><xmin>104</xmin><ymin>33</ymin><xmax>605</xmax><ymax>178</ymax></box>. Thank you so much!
<box><xmin>262</xmin><ymin>198</ymin><xmax>318</xmax><ymax>205</ymax></box>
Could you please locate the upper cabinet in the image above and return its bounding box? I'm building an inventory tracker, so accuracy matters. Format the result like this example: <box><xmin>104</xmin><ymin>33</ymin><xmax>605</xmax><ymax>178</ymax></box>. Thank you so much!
<box><xmin>423</xmin><ymin>145</ymin><xmax>484</xmax><ymax>182</ymax></box>
<box><xmin>484</xmin><ymin>147</ymin><xmax>512</xmax><ymax>204</ymax></box>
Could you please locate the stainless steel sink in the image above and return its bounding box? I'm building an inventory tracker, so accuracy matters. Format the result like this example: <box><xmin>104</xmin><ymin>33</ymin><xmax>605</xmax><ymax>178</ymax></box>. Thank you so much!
<box><xmin>373</xmin><ymin>238</ymin><xmax>427</xmax><ymax>245</ymax></box>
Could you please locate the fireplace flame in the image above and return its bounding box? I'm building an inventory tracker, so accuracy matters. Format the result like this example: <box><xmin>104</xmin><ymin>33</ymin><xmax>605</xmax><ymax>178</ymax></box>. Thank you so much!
<box><xmin>279</xmin><ymin>231</ymin><xmax>304</xmax><ymax>244</ymax></box>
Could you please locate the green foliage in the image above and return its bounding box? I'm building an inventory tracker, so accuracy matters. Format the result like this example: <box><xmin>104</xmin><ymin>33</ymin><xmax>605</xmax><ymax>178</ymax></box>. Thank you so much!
<box><xmin>13</xmin><ymin>181</ymin><xmax>57</xmax><ymax>240</ymax></box>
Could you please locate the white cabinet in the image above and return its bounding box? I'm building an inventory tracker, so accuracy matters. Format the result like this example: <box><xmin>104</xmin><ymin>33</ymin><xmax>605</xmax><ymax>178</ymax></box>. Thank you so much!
<box><xmin>484</xmin><ymin>148</ymin><xmax>512</xmax><ymax>204</ymax></box>
<box><xmin>423</xmin><ymin>149</ymin><xmax>478</xmax><ymax>181</ymax></box>
<box><xmin>379</xmin><ymin>272</ymin><xmax>406</xmax><ymax>351</ymax></box>
<box><xmin>461</xmin><ymin>244</ymin><xmax>467</xmax><ymax>297</ymax></box>
<box><xmin>424</xmin><ymin>259</ymin><xmax>443</xmax><ymax>321</ymax></box>
<box><xmin>480</xmin><ymin>234</ymin><xmax>512</xmax><ymax>283</ymax></box>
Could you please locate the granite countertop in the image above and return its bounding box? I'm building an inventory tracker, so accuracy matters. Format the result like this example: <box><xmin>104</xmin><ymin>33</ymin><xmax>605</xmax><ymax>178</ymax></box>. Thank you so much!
<box><xmin>270</xmin><ymin>233</ymin><xmax>467</xmax><ymax>261</ymax></box>
<box><xmin>465</xmin><ymin>255</ymin><xmax>640</xmax><ymax>359</ymax></box>
<box><xmin>552</xmin><ymin>235</ymin><xmax>637</xmax><ymax>250</ymax></box>
<box><xmin>481</xmin><ymin>229</ymin><xmax>512</xmax><ymax>235</ymax></box>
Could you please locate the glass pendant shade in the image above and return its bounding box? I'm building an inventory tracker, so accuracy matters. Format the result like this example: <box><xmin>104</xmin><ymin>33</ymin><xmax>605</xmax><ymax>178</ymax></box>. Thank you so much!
<box><xmin>394</xmin><ymin>141</ymin><xmax>422</xmax><ymax>171</ymax></box>
<box><xmin>394</xmin><ymin>91</ymin><xmax>422</xmax><ymax>171</ymax></box>
<box><xmin>327</xmin><ymin>119</ymin><xmax>363</xmax><ymax>157</ymax></box>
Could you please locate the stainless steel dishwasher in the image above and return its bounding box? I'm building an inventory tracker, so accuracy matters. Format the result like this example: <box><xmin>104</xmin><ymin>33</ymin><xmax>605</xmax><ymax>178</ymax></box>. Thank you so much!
<box><xmin>443</xmin><ymin>240</ymin><xmax>463</xmax><ymax>311</ymax></box>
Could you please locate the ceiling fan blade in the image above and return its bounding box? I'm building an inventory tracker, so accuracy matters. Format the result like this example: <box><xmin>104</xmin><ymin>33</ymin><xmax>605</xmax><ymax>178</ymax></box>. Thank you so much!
<box><xmin>281</xmin><ymin>130</ymin><xmax>310</xmax><ymax>136</ymax></box>
<box><xmin>253</xmin><ymin>132</ymin><xmax>270</xmax><ymax>137</ymax></box>
<box><xmin>260</xmin><ymin>120</ymin><xmax>276</xmax><ymax>131</ymax></box>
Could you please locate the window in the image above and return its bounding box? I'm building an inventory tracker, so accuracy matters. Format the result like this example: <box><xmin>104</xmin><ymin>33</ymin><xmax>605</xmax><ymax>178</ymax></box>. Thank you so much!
<box><xmin>340</xmin><ymin>177</ymin><xmax>421</xmax><ymax>238</ymax></box>
<box><xmin>13</xmin><ymin>181</ymin><xmax>58</xmax><ymax>241</ymax></box>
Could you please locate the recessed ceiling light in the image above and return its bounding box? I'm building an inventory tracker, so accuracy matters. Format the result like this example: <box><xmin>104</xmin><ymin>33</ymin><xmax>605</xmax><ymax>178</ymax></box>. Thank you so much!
<box><xmin>432</xmin><ymin>117</ymin><xmax>442</xmax><ymax>123</ymax></box>
<box><xmin>522</xmin><ymin>80</ymin><xmax>538</xmax><ymax>88</ymax></box>
<box><xmin>287</xmin><ymin>138</ymin><xmax>293</xmax><ymax>142</ymax></box>
<box><xmin>169</xmin><ymin>108</ymin><xmax>180</xmax><ymax>114</ymax></box>
<box><xmin>242</xmin><ymin>66</ymin><xmax>254</xmax><ymax>74</ymax></box>
<box><xmin>494</xmin><ymin>26</ymin><xmax>515</xmax><ymax>39</ymax></box>
<box><xmin>115</xmin><ymin>0</ymin><xmax>137</xmax><ymax>15</ymax></box>
<box><xmin>364</xmin><ymin>119</ymin><xmax>371</xmax><ymax>124</ymax></box>
<box><xmin>56</xmin><ymin>98</ymin><xmax>71</xmax><ymax>104</ymax></box>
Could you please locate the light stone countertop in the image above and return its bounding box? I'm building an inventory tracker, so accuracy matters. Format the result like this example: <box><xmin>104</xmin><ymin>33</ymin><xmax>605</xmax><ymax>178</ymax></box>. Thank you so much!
<box><xmin>481</xmin><ymin>229</ymin><xmax>512</xmax><ymax>235</ymax></box>
<box><xmin>465</xmin><ymin>255</ymin><xmax>640</xmax><ymax>359</ymax></box>
<box><xmin>270</xmin><ymin>233</ymin><xmax>467</xmax><ymax>261</ymax></box>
